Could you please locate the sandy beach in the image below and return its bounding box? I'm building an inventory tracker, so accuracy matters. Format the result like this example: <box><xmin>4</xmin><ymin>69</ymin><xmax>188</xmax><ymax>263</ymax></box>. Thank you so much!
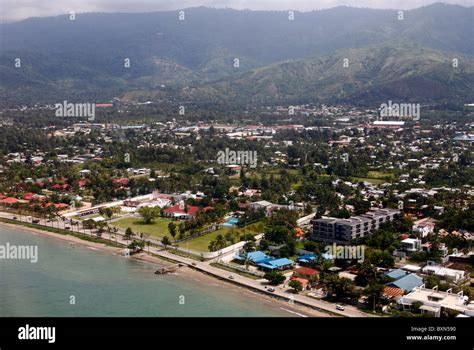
<box><xmin>0</xmin><ymin>221</ymin><xmax>331</xmax><ymax>317</ymax></box>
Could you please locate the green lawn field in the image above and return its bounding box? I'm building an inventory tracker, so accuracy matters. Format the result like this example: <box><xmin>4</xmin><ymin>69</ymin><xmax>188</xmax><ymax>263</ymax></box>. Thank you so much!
<box><xmin>113</xmin><ymin>216</ymin><xmax>174</xmax><ymax>239</ymax></box>
<box><xmin>178</xmin><ymin>221</ymin><xmax>264</xmax><ymax>252</ymax></box>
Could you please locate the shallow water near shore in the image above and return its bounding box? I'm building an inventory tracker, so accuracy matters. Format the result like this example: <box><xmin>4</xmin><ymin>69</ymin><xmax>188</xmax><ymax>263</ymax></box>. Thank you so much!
<box><xmin>0</xmin><ymin>225</ymin><xmax>291</xmax><ymax>317</ymax></box>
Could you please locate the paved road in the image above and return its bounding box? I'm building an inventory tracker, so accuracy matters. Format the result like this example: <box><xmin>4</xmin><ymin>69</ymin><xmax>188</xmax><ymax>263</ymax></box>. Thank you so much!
<box><xmin>0</xmin><ymin>210</ymin><xmax>375</xmax><ymax>318</ymax></box>
<box><xmin>151</xmin><ymin>249</ymin><xmax>373</xmax><ymax>317</ymax></box>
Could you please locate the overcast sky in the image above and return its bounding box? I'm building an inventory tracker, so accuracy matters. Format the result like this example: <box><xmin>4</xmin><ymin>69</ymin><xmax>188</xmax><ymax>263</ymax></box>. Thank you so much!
<box><xmin>1</xmin><ymin>0</ymin><xmax>471</xmax><ymax>23</ymax></box>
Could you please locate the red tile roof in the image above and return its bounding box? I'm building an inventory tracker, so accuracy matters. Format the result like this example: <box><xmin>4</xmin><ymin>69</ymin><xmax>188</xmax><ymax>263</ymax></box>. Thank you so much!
<box><xmin>113</xmin><ymin>178</ymin><xmax>129</xmax><ymax>185</ymax></box>
<box><xmin>294</xmin><ymin>228</ymin><xmax>305</xmax><ymax>237</ymax></box>
<box><xmin>0</xmin><ymin>197</ymin><xmax>18</xmax><ymax>204</ymax></box>
<box><xmin>162</xmin><ymin>204</ymin><xmax>199</xmax><ymax>216</ymax></box>
<box><xmin>383</xmin><ymin>286</ymin><xmax>404</xmax><ymax>298</ymax></box>
<box><xmin>23</xmin><ymin>193</ymin><xmax>35</xmax><ymax>200</ymax></box>
<box><xmin>399</xmin><ymin>234</ymin><xmax>410</xmax><ymax>240</ymax></box>
<box><xmin>294</xmin><ymin>267</ymin><xmax>319</xmax><ymax>277</ymax></box>
<box><xmin>54</xmin><ymin>203</ymin><xmax>70</xmax><ymax>209</ymax></box>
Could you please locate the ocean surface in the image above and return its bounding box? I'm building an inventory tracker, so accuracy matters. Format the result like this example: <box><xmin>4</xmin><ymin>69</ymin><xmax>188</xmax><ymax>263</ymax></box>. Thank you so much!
<box><xmin>0</xmin><ymin>225</ymin><xmax>290</xmax><ymax>317</ymax></box>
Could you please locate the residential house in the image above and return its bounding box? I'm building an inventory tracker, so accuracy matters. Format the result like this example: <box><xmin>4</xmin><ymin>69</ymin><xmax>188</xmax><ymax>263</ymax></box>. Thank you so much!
<box><xmin>161</xmin><ymin>203</ymin><xmax>199</xmax><ymax>220</ymax></box>
<box><xmin>400</xmin><ymin>238</ymin><xmax>422</xmax><ymax>252</ymax></box>
<box><xmin>385</xmin><ymin>268</ymin><xmax>424</xmax><ymax>293</ymax></box>
<box><xmin>421</xmin><ymin>261</ymin><xmax>466</xmax><ymax>283</ymax></box>
<box><xmin>398</xmin><ymin>286</ymin><xmax>471</xmax><ymax>317</ymax></box>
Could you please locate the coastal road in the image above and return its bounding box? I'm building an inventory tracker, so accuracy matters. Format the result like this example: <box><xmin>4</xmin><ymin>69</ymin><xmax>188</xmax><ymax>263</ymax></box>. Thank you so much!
<box><xmin>0</xmin><ymin>210</ymin><xmax>375</xmax><ymax>317</ymax></box>
<box><xmin>149</xmin><ymin>249</ymin><xmax>373</xmax><ymax>318</ymax></box>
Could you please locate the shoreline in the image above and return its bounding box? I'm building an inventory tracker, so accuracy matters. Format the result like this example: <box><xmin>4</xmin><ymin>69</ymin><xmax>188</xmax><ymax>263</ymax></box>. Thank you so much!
<box><xmin>0</xmin><ymin>221</ymin><xmax>330</xmax><ymax>317</ymax></box>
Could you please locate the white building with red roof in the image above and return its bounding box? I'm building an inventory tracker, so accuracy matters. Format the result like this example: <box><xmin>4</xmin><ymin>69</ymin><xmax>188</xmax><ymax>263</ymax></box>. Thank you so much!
<box><xmin>162</xmin><ymin>202</ymin><xmax>199</xmax><ymax>220</ymax></box>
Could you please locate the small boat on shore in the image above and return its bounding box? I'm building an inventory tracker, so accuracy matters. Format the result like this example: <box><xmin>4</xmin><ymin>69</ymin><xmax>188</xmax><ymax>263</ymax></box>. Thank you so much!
<box><xmin>155</xmin><ymin>264</ymin><xmax>183</xmax><ymax>275</ymax></box>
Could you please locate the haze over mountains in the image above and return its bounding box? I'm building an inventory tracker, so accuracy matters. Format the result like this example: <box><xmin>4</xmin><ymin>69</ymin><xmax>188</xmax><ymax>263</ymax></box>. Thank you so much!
<box><xmin>0</xmin><ymin>3</ymin><xmax>473</xmax><ymax>107</ymax></box>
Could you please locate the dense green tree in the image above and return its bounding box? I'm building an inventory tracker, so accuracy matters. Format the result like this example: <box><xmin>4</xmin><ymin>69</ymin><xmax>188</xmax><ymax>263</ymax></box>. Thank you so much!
<box><xmin>289</xmin><ymin>280</ymin><xmax>304</xmax><ymax>293</ymax></box>
<box><xmin>264</xmin><ymin>271</ymin><xmax>286</xmax><ymax>286</ymax></box>
<box><xmin>138</xmin><ymin>207</ymin><xmax>161</xmax><ymax>224</ymax></box>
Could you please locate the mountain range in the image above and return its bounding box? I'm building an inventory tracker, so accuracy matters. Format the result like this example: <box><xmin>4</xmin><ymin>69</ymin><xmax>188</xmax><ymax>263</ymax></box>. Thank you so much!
<box><xmin>0</xmin><ymin>3</ymin><xmax>473</xmax><ymax>107</ymax></box>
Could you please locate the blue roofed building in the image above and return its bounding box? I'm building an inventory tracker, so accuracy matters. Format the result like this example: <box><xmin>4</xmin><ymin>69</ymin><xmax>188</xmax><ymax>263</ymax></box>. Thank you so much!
<box><xmin>297</xmin><ymin>254</ymin><xmax>316</xmax><ymax>264</ymax></box>
<box><xmin>233</xmin><ymin>251</ymin><xmax>294</xmax><ymax>271</ymax></box>
<box><xmin>233</xmin><ymin>251</ymin><xmax>271</xmax><ymax>264</ymax></box>
<box><xmin>297</xmin><ymin>252</ymin><xmax>334</xmax><ymax>265</ymax></box>
<box><xmin>385</xmin><ymin>268</ymin><xmax>409</xmax><ymax>280</ymax></box>
<box><xmin>257</xmin><ymin>258</ymin><xmax>294</xmax><ymax>271</ymax></box>
<box><xmin>385</xmin><ymin>269</ymin><xmax>424</xmax><ymax>293</ymax></box>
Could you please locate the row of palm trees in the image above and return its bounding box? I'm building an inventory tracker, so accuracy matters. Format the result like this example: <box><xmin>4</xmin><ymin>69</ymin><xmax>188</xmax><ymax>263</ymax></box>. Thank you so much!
<box><xmin>13</xmin><ymin>204</ymin><xmax>158</xmax><ymax>255</ymax></box>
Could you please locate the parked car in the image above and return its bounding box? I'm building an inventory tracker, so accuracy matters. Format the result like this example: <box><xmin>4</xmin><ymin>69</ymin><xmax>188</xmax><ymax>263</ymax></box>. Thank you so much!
<box><xmin>267</xmin><ymin>287</ymin><xmax>275</xmax><ymax>292</ymax></box>
<box><xmin>228</xmin><ymin>275</ymin><xmax>235</xmax><ymax>280</ymax></box>
<box><xmin>32</xmin><ymin>219</ymin><xmax>40</xmax><ymax>224</ymax></box>
<box><xmin>336</xmin><ymin>304</ymin><xmax>345</xmax><ymax>311</ymax></box>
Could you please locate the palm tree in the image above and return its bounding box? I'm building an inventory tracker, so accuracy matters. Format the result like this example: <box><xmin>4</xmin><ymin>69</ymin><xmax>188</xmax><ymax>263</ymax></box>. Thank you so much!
<box><xmin>56</xmin><ymin>215</ymin><xmax>63</xmax><ymax>230</ymax></box>
<box><xmin>162</xmin><ymin>236</ymin><xmax>171</xmax><ymax>250</ymax></box>
<box><xmin>95</xmin><ymin>221</ymin><xmax>107</xmax><ymax>237</ymax></box>
<box><xmin>364</xmin><ymin>282</ymin><xmax>385</xmax><ymax>312</ymax></box>
<box><xmin>80</xmin><ymin>219</ymin><xmax>87</xmax><ymax>235</ymax></box>
<box><xmin>324</xmin><ymin>275</ymin><xmax>356</xmax><ymax>302</ymax></box>
<box><xmin>106</xmin><ymin>224</ymin><xmax>113</xmax><ymax>241</ymax></box>
<box><xmin>46</xmin><ymin>212</ymin><xmax>55</xmax><ymax>228</ymax></box>
<box><xmin>124</xmin><ymin>227</ymin><xmax>134</xmax><ymax>241</ymax></box>
<box><xmin>243</xmin><ymin>240</ymin><xmax>256</xmax><ymax>253</ymax></box>
<box><xmin>111</xmin><ymin>206</ymin><xmax>121</xmax><ymax>219</ymax></box>
<box><xmin>168</xmin><ymin>222</ymin><xmax>177</xmax><ymax>241</ymax></box>
<box><xmin>356</xmin><ymin>261</ymin><xmax>378</xmax><ymax>286</ymax></box>
<box><xmin>244</xmin><ymin>252</ymin><xmax>251</xmax><ymax>271</ymax></box>
<box><xmin>111</xmin><ymin>227</ymin><xmax>118</xmax><ymax>244</ymax></box>
<box><xmin>208</xmin><ymin>234</ymin><xmax>227</xmax><ymax>253</ymax></box>
<box><xmin>178</xmin><ymin>222</ymin><xmax>186</xmax><ymax>236</ymax></box>
<box><xmin>214</xmin><ymin>234</ymin><xmax>226</xmax><ymax>251</ymax></box>
<box><xmin>53</xmin><ymin>212</ymin><xmax>60</xmax><ymax>229</ymax></box>
<box><xmin>208</xmin><ymin>240</ymin><xmax>216</xmax><ymax>252</ymax></box>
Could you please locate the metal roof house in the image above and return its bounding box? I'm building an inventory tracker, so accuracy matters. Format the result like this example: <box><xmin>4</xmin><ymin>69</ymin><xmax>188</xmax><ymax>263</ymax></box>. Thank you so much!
<box><xmin>385</xmin><ymin>269</ymin><xmax>423</xmax><ymax>292</ymax></box>
<box><xmin>388</xmin><ymin>274</ymin><xmax>424</xmax><ymax>292</ymax></box>
<box><xmin>385</xmin><ymin>269</ymin><xmax>424</xmax><ymax>293</ymax></box>
<box><xmin>233</xmin><ymin>251</ymin><xmax>294</xmax><ymax>271</ymax></box>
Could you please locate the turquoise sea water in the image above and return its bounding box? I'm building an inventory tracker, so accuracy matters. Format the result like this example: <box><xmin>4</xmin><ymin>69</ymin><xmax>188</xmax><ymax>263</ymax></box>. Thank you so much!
<box><xmin>0</xmin><ymin>226</ymin><xmax>289</xmax><ymax>317</ymax></box>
